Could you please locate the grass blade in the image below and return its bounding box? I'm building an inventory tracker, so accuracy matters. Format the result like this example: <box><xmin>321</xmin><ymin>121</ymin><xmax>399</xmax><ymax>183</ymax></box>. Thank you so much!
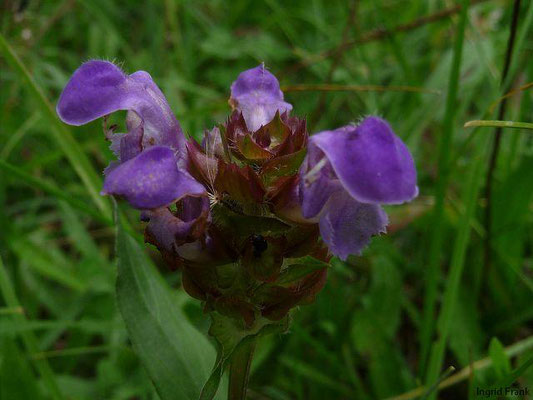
<box><xmin>0</xmin><ymin>255</ymin><xmax>65</xmax><ymax>400</ymax></box>
<box><xmin>464</xmin><ymin>119</ymin><xmax>533</xmax><ymax>130</ymax></box>
<box><xmin>0</xmin><ymin>159</ymin><xmax>110</xmax><ymax>225</ymax></box>
<box><xmin>419</xmin><ymin>0</ymin><xmax>471</xmax><ymax>372</ymax></box>
<box><xmin>9</xmin><ymin>238</ymin><xmax>87</xmax><ymax>292</ymax></box>
<box><xmin>0</xmin><ymin>33</ymin><xmax>111</xmax><ymax>218</ymax></box>
<box><xmin>501</xmin><ymin>1</ymin><xmax>533</xmax><ymax>92</ymax></box>
<box><xmin>424</xmin><ymin>133</ymin><xmax>490</xmax><ymax>398</ymax></box>
<box><xmin>385</xmin><ymin>335</ymin><xmax>533</xmax><ymax>400</ymax></box>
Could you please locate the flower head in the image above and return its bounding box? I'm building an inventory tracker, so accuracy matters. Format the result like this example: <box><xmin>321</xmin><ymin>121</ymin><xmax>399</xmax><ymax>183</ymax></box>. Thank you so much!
<box><xmin>57</xmin><ymin>61</ymin><xmax>417</xmax><ymax>326</ymax></box>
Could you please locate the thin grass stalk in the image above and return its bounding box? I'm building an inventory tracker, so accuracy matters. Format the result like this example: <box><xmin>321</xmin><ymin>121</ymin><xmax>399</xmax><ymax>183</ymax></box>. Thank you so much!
<box><xmin>424</xmin><ymin>132</ymin><xmax>490</xmax><ymax>399</ymax></box>
<box><xmin>482</xmin><ymin>0</ymin><xmax>522</xmax><ymax>287</ymax></box>
<box><xmin>465</xmin><ymin>120</ymin><xmax>533</xmax><ymax>130</ymax></box>
<box><xmin>419</xmin><ymin>0</ymin><xmax>470</xmax><ymax>373</ymax></box>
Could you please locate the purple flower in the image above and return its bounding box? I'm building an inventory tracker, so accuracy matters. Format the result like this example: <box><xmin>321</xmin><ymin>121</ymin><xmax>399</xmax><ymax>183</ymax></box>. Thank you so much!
<box><xmin>56</xmin><ymin>60</ymin><xmax>204</xmax><ymax>210</ymax></box>
<box><xmin>230</xmin><ymin>64</ymin><xmax>292</xmax><ymax>132</ymax></box>
<box><xmin>299</xmin><ymin>117</ymin><xmax>418</xmax><ymax>260</ymax></box>
<box><xmin>57</xmin><ymin>60</ymin><xmax>208</xmax><ymax>258</ymax></box>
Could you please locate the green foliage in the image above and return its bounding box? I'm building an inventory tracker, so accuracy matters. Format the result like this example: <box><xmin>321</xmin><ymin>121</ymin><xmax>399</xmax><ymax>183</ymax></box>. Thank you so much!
<box><xmin>201</xmin><ymin>313</ymin><xmax>288</xmax><ymax>400</ymax></box>
<box><xmin>0</xmin><ymin>338</ymin><xmax>44</xmax><ymax>400</ymax></box>
<box><xmin>116</xmin><ymin>217</ymin><xmax>218</xmax><ymax>400</ymax></box>
<box><xmin>489</xmin><ymin>337</ymin><xmax>512</xmax><ymax>379</ymax></box>
<box><xmin>1</xmin><ymin>0</ymin><xmax>532</xmax><ymax>399</ymax></box>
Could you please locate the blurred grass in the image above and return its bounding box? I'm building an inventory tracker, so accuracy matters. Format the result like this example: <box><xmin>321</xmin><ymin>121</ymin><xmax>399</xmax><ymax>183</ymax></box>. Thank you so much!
<box><xmin>1</xmin><ymin>0</ymin><xmax>532</xmax><ymax>399</ymax></box>
<box><xmin>0</xmin><ymin>32</ymin><xmax>111</xmax><ymax>217</ymax></box>
<box><xmin>420</xmin><ymin>0</ymin><xmax>471</xmax><ymax>374</ymax></box>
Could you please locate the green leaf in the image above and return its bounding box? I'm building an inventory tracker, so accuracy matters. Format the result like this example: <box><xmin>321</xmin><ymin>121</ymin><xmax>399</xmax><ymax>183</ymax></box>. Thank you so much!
<box><xmin>448</xmin><ymin>286</ymin><xmax>485</xmax><ymax>366</ymax></box>
<box><xmin>256</xmin><ymin>112</ymin><xmax>290</xmax><ymax>147</ymax></box>
<box><xmin>276</xmin><ymin>256</ymin><xmax>330</xmax><ymax>285</ymax></box>
<box><xmin>499</xmin><ymin>354</ymin><xmax>533</xmax><ymax>388</ymax></box>
<box><xmin>479</xmin><ymin>351</ymin><xmax>533</xmax><ymax>393</ymax></box>
<box><xmin>493</xmin><ymin>156</ymin><xmax>533</xmax><ymax>289</ymax></box>
<box><xmin>236</xmin><ymin>134</ymin><xmax>272</xmax><ymax>161</ymax></box>
<box><xmin>489</xmin><ymin>337</ymin><xmax>512</xmax><ymax>379</ymax></box>
<box><xmin>211</xmin><ymin>204</ymin><xmax>291</xmax><ymax>239</ymax></box>
<box><xmin>115</xmin><ymin>220</ymin><xmax>216</xmax><ymax>400</ymax></box>
<box><xmin>261</xmin><ymin>148</ymin><xmax>306</xmax><ymax>183</ymax></box>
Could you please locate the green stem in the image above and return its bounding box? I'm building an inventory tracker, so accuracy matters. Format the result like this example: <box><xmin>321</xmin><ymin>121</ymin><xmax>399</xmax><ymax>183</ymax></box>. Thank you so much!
<box><xmin>228</xmin><ymin>338</ymin><xmax>256</xmax><ymax>400</ymax></box>
<box><xmin>464</xmin><ymin>119</ymin><xmax>533</xmax><ymax>130</ymax></box>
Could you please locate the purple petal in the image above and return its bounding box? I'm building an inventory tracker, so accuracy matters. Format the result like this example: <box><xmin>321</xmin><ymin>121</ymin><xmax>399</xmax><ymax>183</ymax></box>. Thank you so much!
<box><xmin>144</xmin><ymin>198</ymin><xmax>219</xmax><ymax>264</ymax></box>
<box><xmin>118</xmin><ymin>114</ymin><xmax>144</xmax><ymax>162</ymax></box>
<box><xmin>102</xmin><ymin>146</ymin><xmax>205</xmax><ymax>209</ymax></box>
<box><xmin>145</xmin><ymin>208</ymin><xmax>194</xmax><ymax>251</ymax></box>
<box><xmin>318</xmin><ymin>191</ymin><xmax>388</xmax><ymax>260</ymax></box>
<box><xmin>180</xmin><ymin>196</ymin><xmax>210</xmax><ymax>222</ymax></box>
<box><xmin>310</xmin><ymin>117</ymin><xmax>418</xmax><ymax>205</ymax></box>
<box><xmin>144</xmin><ymin>197</ymin><xmax>209</xmax><ymax>251</ymax></box>
<box><xmin>230</xmin><ymin>64</ymin><xmax>292</xmax><ymax>132</ymax></box>
<box><xmin>299</xmin><ymin>142</ymin><xmax>342</xmax><ymax>219</ymax></box>
<box><xmin>57</xmin><ymin>60</ymin><xmax>186</xmax><ymax>160</ymax></box>
<box><xmin>105</xmin><ymin>113</ymin><xmax>144</xmax><ymax>162</ymax></box>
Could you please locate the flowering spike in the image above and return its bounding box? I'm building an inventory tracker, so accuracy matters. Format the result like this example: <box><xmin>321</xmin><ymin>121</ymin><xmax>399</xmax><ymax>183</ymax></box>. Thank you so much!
<box><xmin>57</xmin><ymin>61</ymin><xmax>417</xmax><ymax>331</ymax></box>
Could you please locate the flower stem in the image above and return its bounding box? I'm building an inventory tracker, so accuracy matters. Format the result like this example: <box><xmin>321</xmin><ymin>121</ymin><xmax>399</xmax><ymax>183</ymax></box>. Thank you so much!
<box><xmin>228</xmin><ymin>338</ymin><xmax>256</xmax><ymax>400</ymax></box>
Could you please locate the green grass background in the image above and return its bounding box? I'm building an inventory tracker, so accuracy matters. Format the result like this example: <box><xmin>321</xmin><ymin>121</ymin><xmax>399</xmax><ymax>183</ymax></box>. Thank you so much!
<box><xmin>1</xmin><ymin>0</ymin><xmax>532</xmax><ymax>399</ymax></box>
